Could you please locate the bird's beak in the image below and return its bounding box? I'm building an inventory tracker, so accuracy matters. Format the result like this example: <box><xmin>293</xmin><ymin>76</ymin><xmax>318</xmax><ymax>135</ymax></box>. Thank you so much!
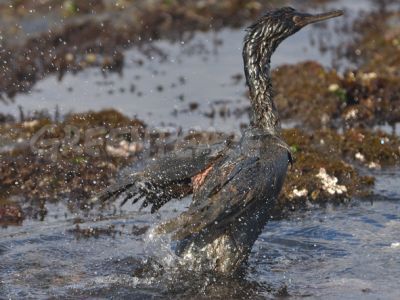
<box><xmin>293</xmin><ymin>10</ymin><xmax>343</xmax><ymax>27</ymax></box>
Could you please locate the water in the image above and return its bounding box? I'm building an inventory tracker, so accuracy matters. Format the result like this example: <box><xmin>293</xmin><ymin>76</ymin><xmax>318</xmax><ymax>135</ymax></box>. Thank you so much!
<box><xmin>1</xmin><ymin>171</ymin><xmax>399</xmax><ymax>299</ymax></box>
<box><xmin>252</xmin><ymin>200</ymin><xmax>400</xmax><ymax>299</ymax></box>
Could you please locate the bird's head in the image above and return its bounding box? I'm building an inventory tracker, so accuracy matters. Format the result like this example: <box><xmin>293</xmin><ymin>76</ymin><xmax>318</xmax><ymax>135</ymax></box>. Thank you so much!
<box><xmin>245</xmin><ymin>7</ymin><xmax>343</xmax><ymax>53</ymax></box>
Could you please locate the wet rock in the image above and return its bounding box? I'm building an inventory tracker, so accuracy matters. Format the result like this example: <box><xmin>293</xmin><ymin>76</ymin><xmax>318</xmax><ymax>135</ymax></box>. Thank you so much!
<box><xmin>273</xmin><ymin>61</ymin><xmax>342</xmax><ymax>129</ymax></box>
<box><xmin>274</xmin><ymin>60</ymin><xmax>400</xmax><ymax>130</ymax></box>
<box><xmin>132</xmin><ymin>257</ymin><xmax>165</xmax><ymax>278</ymax></box>
<box><xmin>132</xmin><ymin>225</ymin><xmax>150</xmax><ymax>236</ymax></box>
<box><xmin>189</xmin><ymin>102</ymin><xmax>199</xmax><ymax>111</ymax></box>
<box><xmin>340</xmin><ymin>10</ymin><xmax>400</xmax><ymax>76</ymax></box>
<box><xmin>0</xmin><ymin>113</ymin><xmax>15</xmax><ymax>124</ymax></box>
<box><xmin>64</xmin><ymin>109</ymin><xmax>146</xmax><ymax>129</ymax></box>
<box><xmin>68</xmin><ymin>224</ymin><xmax>121</xmax><ymax>239</ymax></box>
<box><xmin>0</xmin><ymin>201</ymin><xmax>24</xmax><ymax>226</ymax></box>
<box><xmin>276</xmin><ymin>128</ymin><xmax>378</xmax><ymax>213</ymax></box>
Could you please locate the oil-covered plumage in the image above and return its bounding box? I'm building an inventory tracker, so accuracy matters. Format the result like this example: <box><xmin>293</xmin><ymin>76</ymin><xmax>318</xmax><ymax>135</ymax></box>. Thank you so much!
<box><xmin>95</xmin><ymin>140</ymin><xmax>229</xmax><ymax>212</ymax></box>
<box><xmin>95</xmin><ymin>7</ymin><xmax>343</xmax><ymax>274</ymax></box>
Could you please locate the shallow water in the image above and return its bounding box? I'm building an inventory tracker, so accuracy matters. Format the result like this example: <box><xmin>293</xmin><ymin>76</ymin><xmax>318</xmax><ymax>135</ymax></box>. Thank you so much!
<box><xmin>2</xmin><ymin>0</ymin><xmax>400</xmax><ymax>299</ymax></box>
<box><xmin>1</xmin><ymin>170</ymin><xmax>399</xmax><ymax>299</ymax></box>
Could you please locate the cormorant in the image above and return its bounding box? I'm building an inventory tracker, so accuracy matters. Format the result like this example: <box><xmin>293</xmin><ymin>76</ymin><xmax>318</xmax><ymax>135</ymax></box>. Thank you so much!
<box><xmin>95</xmin><ymin>7</ymin><xmax>343</xmax><ymax>275</ymax></box>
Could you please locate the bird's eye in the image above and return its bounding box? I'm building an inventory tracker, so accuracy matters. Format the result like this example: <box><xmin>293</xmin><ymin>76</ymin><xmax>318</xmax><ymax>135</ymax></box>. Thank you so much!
<box><xmin>293</xmin><ymin>15</ymin><xmax>302</xmax><ymax>25</ymax></box>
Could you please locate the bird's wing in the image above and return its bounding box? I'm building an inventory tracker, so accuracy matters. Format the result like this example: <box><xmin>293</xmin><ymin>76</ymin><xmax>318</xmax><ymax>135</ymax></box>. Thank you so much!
<box><xmin>92</xmin><ymin>142</ymin><xmax>228</xmax><ymax>213</ymax></box>
<box><xmin>157</xmin><ymin>141</ymin><xmax>289</xmax><ymax>240</ymax></box>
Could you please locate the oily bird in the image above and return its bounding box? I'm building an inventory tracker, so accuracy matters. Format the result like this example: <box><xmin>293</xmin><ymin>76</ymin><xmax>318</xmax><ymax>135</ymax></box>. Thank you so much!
<box><xmin>95</xmin><ymin>7</ymin><xmax>343</xmax><ymax>274</ymax></box>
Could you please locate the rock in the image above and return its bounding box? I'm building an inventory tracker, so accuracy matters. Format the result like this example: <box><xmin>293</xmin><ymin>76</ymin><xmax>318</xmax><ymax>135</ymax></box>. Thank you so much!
<box><xmin>0</xmin><ymin>202</ymin><xmax>24</xmax><ymax>225</ymax></box>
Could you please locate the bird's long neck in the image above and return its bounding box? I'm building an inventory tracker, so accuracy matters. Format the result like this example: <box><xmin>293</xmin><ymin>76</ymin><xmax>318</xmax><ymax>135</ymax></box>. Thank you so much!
<box><xmin>243</xmin><ymin>31</ymin><xmax>281</xmax><ymax>135</ymax></box>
